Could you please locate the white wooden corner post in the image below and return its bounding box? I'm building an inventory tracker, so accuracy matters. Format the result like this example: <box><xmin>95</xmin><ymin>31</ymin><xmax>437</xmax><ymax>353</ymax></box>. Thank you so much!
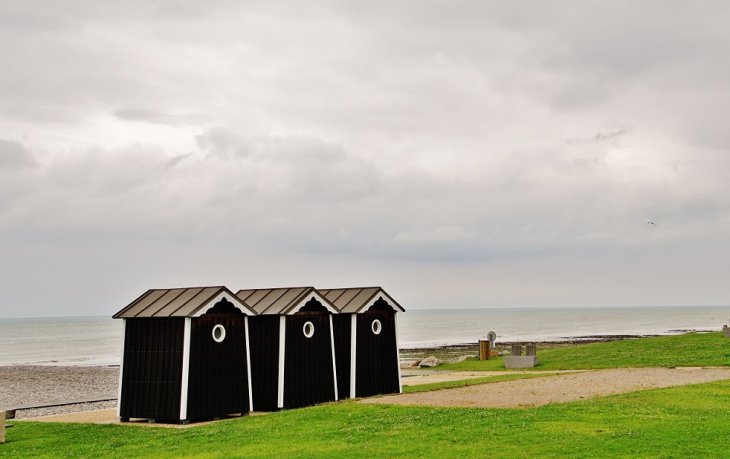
<box><xmin>277</xmin><ymin>316</ymin><xmax>286</xmax><ymax>409</ymax></box>
<box><xmin>117</xmin><ymin>319</ymin><xmax>126</xmax><ymax>417</ymax></box>
<box><xmin>350</xmin><ymin>313</ymin><xmax>357</xmax><ymax>399</ymax></box>
<box><xmin>179</xmin><ymin>317</ymin><xmax>192</xmax><ymax>421</ymax></box>
<box><xmin>245</xmin><ymin>316</ymin><xmax>254</xmax><ymax>412</ymax></box>
<box><xmin>329</xmin><ymin>315</ymin><xmax>338</xmax><ymax>401</ymax></box>
<box><xmin>394</xmin><ymin>312</ymin><xmax>402</xmax><ymax>393</ymax></box>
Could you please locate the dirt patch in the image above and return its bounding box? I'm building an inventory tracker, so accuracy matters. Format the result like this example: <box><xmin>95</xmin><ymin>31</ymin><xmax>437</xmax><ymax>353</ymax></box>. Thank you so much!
<box><xmin>364</xmin><ymin>367</ymin><xmax>730</xmax><ymax>408</ymax></box>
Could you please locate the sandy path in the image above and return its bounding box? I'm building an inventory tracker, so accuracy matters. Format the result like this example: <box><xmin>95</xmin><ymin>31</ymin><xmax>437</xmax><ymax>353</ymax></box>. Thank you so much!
<box><xmin>364</xmin><ymin>367</ymin><xmax>730</xmax><ymax>408</ymax></box>
<box><xmin>401</xmin><ymin>370</ymin><xmax>585</xmax><ymax>386</ymax></box>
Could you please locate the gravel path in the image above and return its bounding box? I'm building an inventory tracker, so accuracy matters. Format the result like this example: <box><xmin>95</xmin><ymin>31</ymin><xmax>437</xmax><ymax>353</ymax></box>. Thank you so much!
<box><xmin>0</xmin><ymin>365</ymin><xmax>119</xmax><ymax>419</ymax></box>
<box><xmin>364</xmin><ymin>367</ymin><xmax>730</xmax><ymax>408</ymax></box>
<box><xmin>402</xmin><ymin>370</ymin><xmax>585</xmax><ymax>386</ymax></box>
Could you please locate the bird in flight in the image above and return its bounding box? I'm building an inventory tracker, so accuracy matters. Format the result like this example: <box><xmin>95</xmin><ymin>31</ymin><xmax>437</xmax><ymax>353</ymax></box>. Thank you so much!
<box><xmin>647</xmin><ymin>222</ymin><xmax>656</xmax><ymax>226</ymax></box>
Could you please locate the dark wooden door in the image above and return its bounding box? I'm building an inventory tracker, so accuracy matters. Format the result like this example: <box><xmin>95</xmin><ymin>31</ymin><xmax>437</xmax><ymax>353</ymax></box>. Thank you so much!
<box><xmin>187</xmin><ymin>315</ymin><xmax>249</xmax><ymax>420</ymax></box>
<box><xmin>248</xmin><ymin>315</ymin><xmax>280</xmax><ymax>411</ymax></box>
<box><xmin>331</xmin><ymin>314</ymin><xmax>352</xmax><ymax>399</ymax></box>
<box><xmin>119</xmin><ymin>318</ymin><xmax>185</xmax><ymax>421</ymax></box>
<box><xmin>356</xmin><ymin>311</ymin><xmax>399</xmax><ymax>397</ymax></box>
<box><xmin>284</xmin><ymin>312</ymin><xmax>337</xmax><ymax>408</ymax></box>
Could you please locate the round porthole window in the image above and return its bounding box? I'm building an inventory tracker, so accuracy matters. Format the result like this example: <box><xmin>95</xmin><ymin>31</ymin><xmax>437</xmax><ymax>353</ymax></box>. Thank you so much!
<box><xmin>371</xmin><ymin>319</ymin><xmax>382</xmax><ymax>335</ymax></box>
<box><xmin>303</xmin><ymin>321</ymin><xmax>315</xmax><ymax>338</ymax></box>
<box><xmin>212</xmin><ymin>324</ymin><xmax>226</xmax><ymax>343</ymax></box>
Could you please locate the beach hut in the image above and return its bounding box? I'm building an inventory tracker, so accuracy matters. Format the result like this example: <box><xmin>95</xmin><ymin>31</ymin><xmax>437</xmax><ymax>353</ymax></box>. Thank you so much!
<box><xmin>318</xmin><ymin>287</ymin><xmax>404</xmax><ymax>399</ymax></box>
<box><xmin>113</xmin><ymin>286</ymin><xmax>256</xmax><ymax>423</ymax></box>
<box><xmin>235</xmin><ymin>287</ymin><xmax>339</xmax><ymax>410</ymax></box>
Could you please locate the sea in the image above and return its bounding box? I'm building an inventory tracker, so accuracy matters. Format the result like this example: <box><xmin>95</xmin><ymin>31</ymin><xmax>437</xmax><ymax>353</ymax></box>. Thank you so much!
<box><xmin>0</xmin><ymin>306</ymin><xmax>727</xmax><ymax>366</ymax></box>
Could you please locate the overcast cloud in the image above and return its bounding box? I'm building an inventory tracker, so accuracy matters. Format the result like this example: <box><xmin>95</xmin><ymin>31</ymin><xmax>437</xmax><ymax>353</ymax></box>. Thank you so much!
<box><xmin>1</xmin><ymin>1</ymin><xmax>729</xmax><ymax>317</ymax></box>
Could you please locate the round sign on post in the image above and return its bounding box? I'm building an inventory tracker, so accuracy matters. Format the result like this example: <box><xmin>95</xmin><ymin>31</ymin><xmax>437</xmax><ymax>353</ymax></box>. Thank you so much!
<box><xmin>487</xmin><ymin>331</ymin><xmax>497</xmax><ymax>349</ymax></box>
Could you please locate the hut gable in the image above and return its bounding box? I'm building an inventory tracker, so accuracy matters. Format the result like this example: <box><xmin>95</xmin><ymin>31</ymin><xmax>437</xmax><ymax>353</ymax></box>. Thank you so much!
<box><xmin>113</xmin><ymin>286</ymin><xmax>256</xmax><ymax>318</ymax></box>
<box><xmin>318</xmin><ymin>287</ymin><xmax>404</xmax><ymax>313</ymax></box>
<box><xmin>235</xmin><ymin>287</ymin><xmax>338</xmax><ymax>315</ymax></box>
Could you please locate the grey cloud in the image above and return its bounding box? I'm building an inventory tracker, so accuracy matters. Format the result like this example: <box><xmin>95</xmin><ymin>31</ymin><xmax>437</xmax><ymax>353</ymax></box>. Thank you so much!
<box><xmin>114</xmin><ymin>108</ymin><xmax>206</xmax><ymax>126</ymax></box>
<box><xmin>195</xmin><ymin>128</ymin><xmax>382</xmax><ymax>202</ymax></box>
<box><xmin>0</xmin><ymin>139</ymin><xmax>36</xmax><ymax>168</ymax></box>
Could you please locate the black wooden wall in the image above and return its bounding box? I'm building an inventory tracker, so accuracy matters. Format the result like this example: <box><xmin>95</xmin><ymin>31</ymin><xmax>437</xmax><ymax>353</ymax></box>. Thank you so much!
<box><xmin>248</xmin><ymin>315</ymin><xmax>280</xmax><ymax>411</ymax></box>
<box><xmin>331</xmin><ymin>313</ymin><xmax>352</xmax><ymax>399</ymax></box>
<box><xmin>186</xmin><ymin>312</ymin><xmax>250</xmax><ymax>420</ymax></box>
<box><xmin>355</xmin><ymin>310</ymin><xmax>399</xmax><ymax>397</ymax></box>
<box><xmin>284</xmin><ymin>312</ymin><xmax>337</xmax><ymax>408</ymax></box>
<box><xmin>119</xmin><ymin>318</ymin><xmax>184</xmax><ymax>421</ymax></box>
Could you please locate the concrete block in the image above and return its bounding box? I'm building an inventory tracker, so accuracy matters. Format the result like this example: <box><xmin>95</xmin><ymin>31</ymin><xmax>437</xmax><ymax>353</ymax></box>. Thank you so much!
<box><xmin>503</xmin><ymin>356</ymin><xmax>539</xmax><ymax>369</ymax></box>
<box><xmin>723</xmin><ymin>325</ymin><xmax>730</xmax><ymax>338</ymax></box>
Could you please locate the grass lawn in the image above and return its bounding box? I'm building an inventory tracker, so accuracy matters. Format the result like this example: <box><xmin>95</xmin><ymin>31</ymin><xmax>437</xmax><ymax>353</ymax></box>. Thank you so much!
<box><xmin>435</xmin><ymin>331</ymin><xmax>730</xmax><ymax>372</ymax></box>
<box><xmin>3</xmin><ymin>380</ymin><xmax>729</xmax><ymax>458</ymax></box>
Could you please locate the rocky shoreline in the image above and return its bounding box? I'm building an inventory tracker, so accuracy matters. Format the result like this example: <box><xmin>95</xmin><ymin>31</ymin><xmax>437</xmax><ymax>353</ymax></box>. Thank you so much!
<box><xmin>398</xmin><ymin>334</ymin><xmax>665</xmax><ymax>367</ymax></box>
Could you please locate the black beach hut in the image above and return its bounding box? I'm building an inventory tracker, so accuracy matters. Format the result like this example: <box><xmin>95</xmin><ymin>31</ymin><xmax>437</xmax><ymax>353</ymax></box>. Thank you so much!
<box><xmin>318</xmin><ymin>287</ymin><xmax>404</xmax><ymax>399</ymax></box>
<box><xmin>235</xmin><ymin>287</ymin><xmax>340</xmax><ymax>411</ymax></box>
<box><xmin>113</xmin><ymin>286</ymin><xmax>256</xmax><ymax>423</ymax></box>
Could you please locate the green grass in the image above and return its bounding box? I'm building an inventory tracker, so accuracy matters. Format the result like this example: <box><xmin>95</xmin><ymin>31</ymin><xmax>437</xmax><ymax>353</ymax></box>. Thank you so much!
<box><xmin>402</xmin><ymin>373</ymin><xmax>552</xmax><ymax>393</ymax></box>
<box><xmin>435</xmin><ymin>332</ymin><xmax>730</xmax><ymax>372</ymax></box>
<box><xmin>3</xmin><ymin>380</ymin><xmax>729</xmax><ymax>458</ymax></box>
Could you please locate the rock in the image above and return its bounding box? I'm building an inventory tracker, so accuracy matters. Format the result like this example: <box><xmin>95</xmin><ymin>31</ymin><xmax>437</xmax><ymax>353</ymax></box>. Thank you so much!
<box><xmin>457</xmin><ymin>355</ymin><xmax>476</xmax><ymax>362</ymax></box>
<box><xmin>419</xmin><ymin>356</ymin><xmax>440</xmax><ymax>367</ymax></box>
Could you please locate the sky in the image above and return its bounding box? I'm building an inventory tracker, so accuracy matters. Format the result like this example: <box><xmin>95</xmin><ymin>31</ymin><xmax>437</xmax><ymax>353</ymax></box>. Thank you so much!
<box><xmin>1</xmin><ymin>1</ymin><xmax>729</xmax><ymax>318</ymax></box>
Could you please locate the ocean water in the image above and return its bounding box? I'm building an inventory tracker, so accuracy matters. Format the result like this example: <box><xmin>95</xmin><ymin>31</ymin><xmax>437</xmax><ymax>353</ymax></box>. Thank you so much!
<box><xmin>397</xmin><ymin>306</ymin><xmax>729</xmax><ymax>348</ymax></box>
<box><xmin>0</xmin><ymin>306</ymin><xmax>727</xmax><ymax>366</ymax></box>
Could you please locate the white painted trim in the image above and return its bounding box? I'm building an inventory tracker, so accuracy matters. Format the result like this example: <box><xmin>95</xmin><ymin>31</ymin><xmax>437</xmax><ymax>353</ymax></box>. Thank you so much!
<box><xmin>212</xmin><ymin>324</ymin><xmax>226</xmax><ymax>342</ymax></box>
<box><xmin>303</xmin><ymin>321</ymin><xmax>315</xmax><ymax>338</ymax></box>
<box><xmin>180</xmin><ymin>317</ymin><xmax>192</xmax><ymax>420</ymax></box>
<box><xmin>277</xmin><ymin>316</ymin><xmax>286</xmax><ymax>409</ymax></box>
<box><xmin>117</xmin><ymin>319</ymin><xmax>126</xmax><ymax>417</ymax></box>
<box><xmin>329</xmin><ymin>315</ymin><xmax>338</xmax><ymax>401</ymax></box>
<box><xmin>371</xmin><ymin>319</ymin><xmax>382</xmax><ymax>335</ymax></box>
<box><xmin>287</xmin><ymin>291</ymin><xmax>339</xmax><ymax>315</ymax></box>
<box><xmin>359</xmin><ymin>291</ymin><xmax>404</xmax><ymax>313</ymax></box>
<box><xmin>394</xmin><ymin>312</ymin><xmax>402</xmax><ymax>393</ymax></box>
<box><xmin>350</xmin><ymin>314</ymin><xmax>357</xmax><ymax>399</ymax></box>
<box><xmin>245</xmin><ymin>316</ymin><xmax>254</xmax><ymax>412</ymax></box>
<box><xmin>192</xmin><ymin>291</ymin><xmax>255</xmax><ymax>317</ymax></box>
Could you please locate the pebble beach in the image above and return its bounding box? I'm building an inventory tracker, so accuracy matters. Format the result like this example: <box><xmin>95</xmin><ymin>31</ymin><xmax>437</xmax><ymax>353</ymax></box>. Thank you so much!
<box><xmin>0</xmin><ymin>365</ymin><xmax>119</xmax><ymax>419</ymax></box>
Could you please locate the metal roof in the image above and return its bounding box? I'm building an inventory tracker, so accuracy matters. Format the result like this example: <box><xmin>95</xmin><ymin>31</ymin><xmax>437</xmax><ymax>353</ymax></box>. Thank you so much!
<box><xmin>113</xmin><ymin>286</ymin><xmax>256</xmax><ymax>318</ymax></box>
<box><xmin>317</xmin><ymin>287</ymin><xmax>405</xmax><ymax>313</ymax></box>
<box><xmin>235</xmin><ymin>287</ymin><xmax>338</xmax><ymax>315</ymax></box>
